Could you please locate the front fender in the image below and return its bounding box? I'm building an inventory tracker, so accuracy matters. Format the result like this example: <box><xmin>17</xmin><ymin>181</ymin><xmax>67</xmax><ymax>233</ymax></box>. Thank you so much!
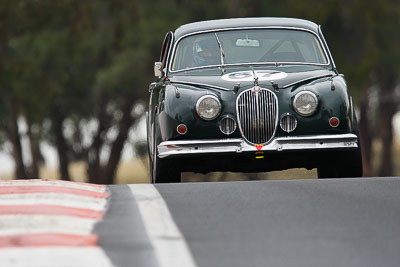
<box><xmin>276</xmin><ymin>75</ymin><xmax>352</xmax><ymax>136</ymax></box>
<box><xmin>158</xmin><ymin>84</ymin><xmax>211</xmax><ymax>141</ymax></box>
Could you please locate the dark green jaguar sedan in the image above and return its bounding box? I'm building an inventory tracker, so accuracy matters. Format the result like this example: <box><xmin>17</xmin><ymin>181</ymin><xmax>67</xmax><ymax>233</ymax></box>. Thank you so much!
<box><xmin>147</xmin><ymin>17</ymin><xmax>363</xmax><ymax>183</ymax></box>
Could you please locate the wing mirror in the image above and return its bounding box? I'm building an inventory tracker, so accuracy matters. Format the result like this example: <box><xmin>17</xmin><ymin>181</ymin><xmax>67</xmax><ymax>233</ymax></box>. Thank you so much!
<box><xmin>154</xmin><ymin>62</ymin><xmax>163</xmax><ymax>78</ymax></box>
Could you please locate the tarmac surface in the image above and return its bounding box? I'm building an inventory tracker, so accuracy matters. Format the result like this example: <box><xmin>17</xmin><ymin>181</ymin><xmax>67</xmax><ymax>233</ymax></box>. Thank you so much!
<box><xmin>96</xmin><ymin>177</ymin><xmax>400</xmax><ymax>267</ymax></box>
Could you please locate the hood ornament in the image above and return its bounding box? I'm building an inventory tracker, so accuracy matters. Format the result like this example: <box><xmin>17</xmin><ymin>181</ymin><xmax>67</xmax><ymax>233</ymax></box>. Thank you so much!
<box><xmin>251</xmin><ymin>67</ymin><xmax>261</xmax><ymax>95</ymax></box>
<box><xmin>251</xmin><ymin>67</ymin><xmax>259</xmax><ymax>86</ymax></box>
<box><xmin>250</xmin><ymin>66</ymin><xmax>279</xmax><ymax>92</ymax></box>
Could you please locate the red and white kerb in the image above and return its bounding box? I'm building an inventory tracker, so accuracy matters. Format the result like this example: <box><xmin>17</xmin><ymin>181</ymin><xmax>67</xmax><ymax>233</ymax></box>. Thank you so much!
<box><xmin>0</xmin><ymin>179</ymin><xmax>113</xmax><ymax>266</ymax></box>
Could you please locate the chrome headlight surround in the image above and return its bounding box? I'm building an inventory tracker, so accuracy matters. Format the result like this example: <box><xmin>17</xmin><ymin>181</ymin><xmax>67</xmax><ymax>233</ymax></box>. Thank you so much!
<box><xmin>196</xmin><ymin>95</ymin><xmax>221</xmax><ymax>120</ymax></box>
<box><xmin>293</xmin><ymin>91</ymin><xmax>318</xmax><ymax>116</ymax></box>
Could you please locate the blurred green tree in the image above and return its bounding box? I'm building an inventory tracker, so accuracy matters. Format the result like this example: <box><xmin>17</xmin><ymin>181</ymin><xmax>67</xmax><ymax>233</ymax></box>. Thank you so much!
<box><xmin>1</xmin><ymin>0</ymin><xmax>189</xmax><ymax>183</ymax></box>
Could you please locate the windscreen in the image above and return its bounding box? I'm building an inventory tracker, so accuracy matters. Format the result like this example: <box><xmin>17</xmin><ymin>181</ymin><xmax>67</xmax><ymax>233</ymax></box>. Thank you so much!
<box><xmin>171</xmin><ymin>29</ymin><xmax>328</xmax><ymax>71</ymax></box>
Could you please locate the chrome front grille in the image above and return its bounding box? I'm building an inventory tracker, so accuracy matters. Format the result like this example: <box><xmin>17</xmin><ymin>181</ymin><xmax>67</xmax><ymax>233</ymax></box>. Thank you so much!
<box><xmin>236</xmin><ymin>88</ymin><xmax>278</xmax><ymax>145</ymax></box>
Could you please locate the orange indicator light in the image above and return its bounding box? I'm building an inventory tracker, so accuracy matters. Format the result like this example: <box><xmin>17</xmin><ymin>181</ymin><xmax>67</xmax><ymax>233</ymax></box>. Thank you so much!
<box><xmin>177</xmin><ymin>124</ymin><xmax>188</xmax><ymax>135</ymax></box>
<box><xmin>329</xmin><ymin>117</ymin><xmax>339</xmax><ymax>128</ymax></box>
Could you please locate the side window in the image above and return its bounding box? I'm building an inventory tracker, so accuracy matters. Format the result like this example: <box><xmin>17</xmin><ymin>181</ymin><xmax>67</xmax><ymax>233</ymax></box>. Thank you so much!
<box><xmin>159</xmin><ymin>32</ymin><xmax>173</xmax><ymax>69</ymax></box>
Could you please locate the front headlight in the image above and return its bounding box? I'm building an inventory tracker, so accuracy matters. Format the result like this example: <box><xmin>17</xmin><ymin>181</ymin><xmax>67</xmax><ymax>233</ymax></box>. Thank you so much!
<box><xmin>196</xmin><ymin>95</ymin><xmax>221</xmax><ymax>120</ymax></box>
<box><xmin>293</xmin><ymin>91</ymin><xmax>318</xmax><ymax>116</ymax></box>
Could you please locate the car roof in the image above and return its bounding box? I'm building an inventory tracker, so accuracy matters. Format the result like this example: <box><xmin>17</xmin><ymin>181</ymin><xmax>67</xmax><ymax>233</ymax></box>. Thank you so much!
<box><xmin>174</xmin><ymin>17</ymin><xmax>320</xmax><ymax>39</ymax></box>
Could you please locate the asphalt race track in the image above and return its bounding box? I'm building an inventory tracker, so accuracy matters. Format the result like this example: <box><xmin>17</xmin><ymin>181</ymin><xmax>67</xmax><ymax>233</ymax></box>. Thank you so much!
<box><xmin>98</xmin><ymin>177</ymin><xmax>400</xmax><ymax>267</ymax></box>
<box><xmin>1</xmin><ymin>177</ymin><xmax>400</xmax><ymax>267</ymax></box>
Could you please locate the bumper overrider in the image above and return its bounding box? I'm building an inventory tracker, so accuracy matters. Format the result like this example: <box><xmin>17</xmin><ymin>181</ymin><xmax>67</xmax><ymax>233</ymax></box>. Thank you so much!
<box><xmin>157</xmin><ymin>134</ymin><xmax>358</xmax><ymax>159</ymax></box>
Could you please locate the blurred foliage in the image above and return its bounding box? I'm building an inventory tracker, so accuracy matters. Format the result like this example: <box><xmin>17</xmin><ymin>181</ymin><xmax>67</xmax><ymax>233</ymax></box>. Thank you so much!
<box><xmin>0</xmin><ymin>0</ymin><xmax>399</xmax><ymax>182</ymax></box>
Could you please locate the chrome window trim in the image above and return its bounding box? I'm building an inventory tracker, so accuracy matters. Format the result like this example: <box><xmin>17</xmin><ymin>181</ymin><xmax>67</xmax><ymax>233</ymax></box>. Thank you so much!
<box><xmin>236</xmin><ymin>87</ymin><xmax>279</xmax><ymax>145</ymax></box>
<box><xmin>170</xmin><ymin>62</ymin><xmax>328</xmax><ymax>74</ymax></box>
<box><xmin>318</xmin><ymin>25</ymin><xmax>336</xmax><ymax>70</ymax></box>
<box><xmin>160</xmin><ymin>31</ymin><xmax>174</xmax><ymax>68</ymax></box>
<box><xmin>168</xmin><ymin>26</ymin><xmax>332</xmax><ymax>73</ymax></box>
<box><xmin>163</xmin><ymin>31</ymin><xmax>175</xmax><ymax>75</ymax></box>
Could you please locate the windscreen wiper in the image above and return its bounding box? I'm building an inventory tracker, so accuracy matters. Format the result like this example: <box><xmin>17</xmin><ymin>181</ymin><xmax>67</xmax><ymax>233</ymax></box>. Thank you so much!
<box><xmin>214</xmin><ymin>33</ymin><xmax>225</xmax><ymax>74</ymax></box>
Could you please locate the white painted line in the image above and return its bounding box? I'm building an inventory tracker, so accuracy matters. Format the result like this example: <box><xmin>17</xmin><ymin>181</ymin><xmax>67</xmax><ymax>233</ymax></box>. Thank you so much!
<box><xmin>129</xmin><ymin>184</ymin><xmax>198</xmax><ymax>267</ymax></box>
<box><xmin>0</xmin><ymin>180</ymin><xmax>106</xmax><ymax>193</ymax></box>
<box><xmin>0</xmin><ymin>215</ymin><xmax>96</xmax><ymax>235</ymax></box>
<box><xmin>0</xmin><ymin>247</ymin><xmax>115</xmax><ymax>267</ymax></box>
<box><xmin>0</xmin><ymin>193</ymin><xmax>108</xmax><ymax>211</ymax></box>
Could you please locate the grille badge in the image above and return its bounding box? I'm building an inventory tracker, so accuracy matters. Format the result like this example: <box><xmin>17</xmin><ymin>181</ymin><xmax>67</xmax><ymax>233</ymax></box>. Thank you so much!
<box><xmin>252</xmin><ymin>86</ymin><xmax>261</xmax><ymax>94</ymax></box>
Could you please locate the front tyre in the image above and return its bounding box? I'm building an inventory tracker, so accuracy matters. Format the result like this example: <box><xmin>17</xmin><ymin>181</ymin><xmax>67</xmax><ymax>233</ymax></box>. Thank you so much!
<box><xmin>318</xmin><ymin>147</ymin><xmax>363</xmax><ymax>179</ymax></box>
<box><xmin>150</xmin><ymin>123</ymin><xmax>181</xmax><ymax>184</ymax></box>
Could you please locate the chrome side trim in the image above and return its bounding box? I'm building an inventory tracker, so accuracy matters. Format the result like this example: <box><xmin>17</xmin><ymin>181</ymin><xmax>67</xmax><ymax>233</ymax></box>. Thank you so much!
<box><xmin>157</xmin><ymin>134</ymin><xmax>359</xmax><ymax>158</ymax></box>
<box><xmin>169</xmin><ymin>26</ymin><xmax>331</xmax><ymax>73</ymax></box>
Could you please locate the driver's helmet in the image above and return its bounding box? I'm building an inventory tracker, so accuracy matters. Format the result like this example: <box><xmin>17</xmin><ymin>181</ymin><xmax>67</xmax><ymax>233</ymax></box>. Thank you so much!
<box><xmin>193</xmin><ymin>37</ymin><xmax>220</xmax><ymax>66</ymax></box>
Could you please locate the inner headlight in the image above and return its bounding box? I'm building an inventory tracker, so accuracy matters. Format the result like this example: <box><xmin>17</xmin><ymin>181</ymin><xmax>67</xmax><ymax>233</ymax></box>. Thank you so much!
<box><xmin>196</xmin><ymin>95</ymin><xmax>221</xmax><ymax>120</ymax></box>
<box><xmin>293</xmin><ymin>91</ymin><xmax>318</xmax><ymax>116</ymax></box>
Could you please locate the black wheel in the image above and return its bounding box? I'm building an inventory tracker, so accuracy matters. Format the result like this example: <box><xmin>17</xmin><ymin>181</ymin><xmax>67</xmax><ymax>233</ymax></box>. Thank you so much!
<box><xmin>150</xmin><ymin>121</ymin><xmax>181</xmax><ymax>184</ymax></box>
<box><xmin>318</xmin><ymin>147</ymin><xmax>363</xmax><ymax>179</ymax></box>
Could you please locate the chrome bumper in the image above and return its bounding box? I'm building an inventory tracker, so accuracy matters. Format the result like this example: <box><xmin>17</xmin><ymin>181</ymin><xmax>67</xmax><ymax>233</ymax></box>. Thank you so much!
<box><xmin>157</xmin><ymin>134</ymin><xmax>359</xmax><ymax>159</ymax></box>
